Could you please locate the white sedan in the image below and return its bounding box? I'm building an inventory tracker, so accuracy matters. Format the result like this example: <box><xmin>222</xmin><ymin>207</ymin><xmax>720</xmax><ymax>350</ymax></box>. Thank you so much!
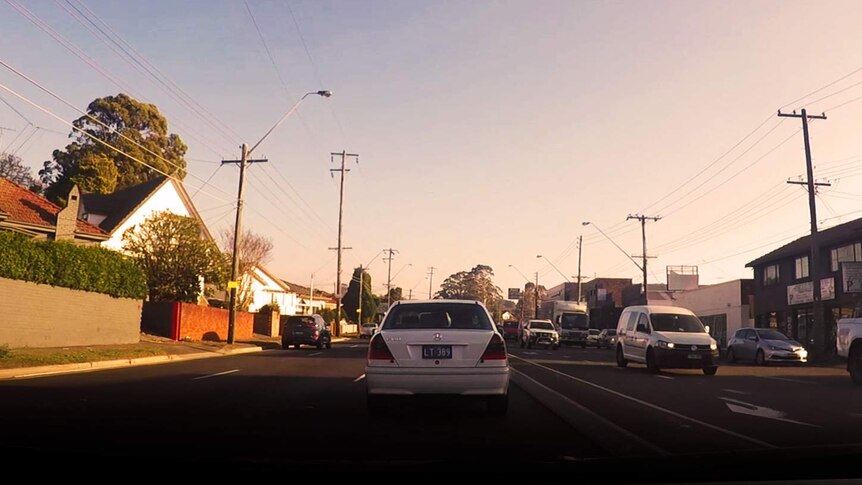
<box><xmin>365</xmin><ymin>299</ymin><xmax>510</xmax><ymax>415</ymax></box>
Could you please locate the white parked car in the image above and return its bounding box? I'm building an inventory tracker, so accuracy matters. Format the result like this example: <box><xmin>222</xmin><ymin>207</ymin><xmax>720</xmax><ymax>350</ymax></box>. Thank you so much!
<box><xmin>365</xmin><ymin>300</ymin><xmax>510</xmax><ymax>415</ymax></box>
<box><xmin>359</xmin><ymin>322</ymin><xmax>378</xmax><ymax>339</ymax></box>
<box><xmin>615</xmin><ymin>305</ymin><xmax>720</xmax><ymax>375</ymax></box>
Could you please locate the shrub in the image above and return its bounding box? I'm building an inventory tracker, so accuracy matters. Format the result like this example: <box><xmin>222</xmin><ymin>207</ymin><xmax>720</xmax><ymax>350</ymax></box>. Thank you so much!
<box><xmin>0</xmin><ymin>231</ymin><xmax>147</xmax><ymax>299</ymax></box>
<box><xmin>258</xmin><ymin>302</ymin><xmax>280</xmax><ymax>314</ymax></box>
<box><xmin>0</xmin><ymin>345</ymin><xmax>9</xmax><ymax>358</ymax></box>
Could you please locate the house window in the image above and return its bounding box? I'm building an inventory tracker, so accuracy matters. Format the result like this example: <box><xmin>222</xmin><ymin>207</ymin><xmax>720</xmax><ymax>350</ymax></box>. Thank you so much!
<box><xmin>795</xmin><ymin>256</ymin><xmax>809</xmax><ymax>280</ymax></box>
<box><xmin>762</xmin><ymin>264</ymin><xmax>780</xmax><ymax>286</ymax></box>
<box><xmin>831</xmin><ymin>242</ymin><xmax>862</xmax><ymax>272</ymax></box>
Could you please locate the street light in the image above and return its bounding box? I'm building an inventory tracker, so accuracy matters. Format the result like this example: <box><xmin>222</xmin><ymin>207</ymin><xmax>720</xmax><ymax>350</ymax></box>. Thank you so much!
<box><xmin>226</xmin><ymin>90</ymin><xmax>331</xmax><ymax>344</ymax></box>
<box><xmin>536</xmin><ymin>255</ymin><xmax>571</xmax><ymax>283</ymax></box>
<box><xmin>508</xmin><ymin>264</ymin><xmax>530</xmax><ymax>282</ymax></box>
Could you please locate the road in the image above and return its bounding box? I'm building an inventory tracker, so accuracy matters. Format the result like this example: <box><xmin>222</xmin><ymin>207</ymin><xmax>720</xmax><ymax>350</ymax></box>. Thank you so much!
<box><xmin>508</xmin><ymin>342</ymin><xmax>862</xmax><ymax>477</ymax></box>
<box><xmin>0</xmin><ymin>339</ymin><xmax>600</xmax><ymax>473</ymax></box>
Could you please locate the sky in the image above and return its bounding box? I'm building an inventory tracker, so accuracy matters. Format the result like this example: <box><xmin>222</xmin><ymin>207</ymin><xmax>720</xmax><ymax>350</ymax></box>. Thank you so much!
<box><xmin>3</xmin><ymin>0</ymin><xmax>862</xmax><ymax>298</ymax></box>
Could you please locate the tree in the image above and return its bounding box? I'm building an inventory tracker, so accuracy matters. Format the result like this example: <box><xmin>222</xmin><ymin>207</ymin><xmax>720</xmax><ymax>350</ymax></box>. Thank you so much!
<box><xmin>122</xmin><ymin>211</ymin><xmax>228</xmax><ymax>303</ymax></box>
<box><xmin>0</xmin><ymin>153</ymin><xmax>40</xmax><ymax>191</ymax></box>
<box><xmin>435</xmin><ymin>264</ymin><xmax>503</xmax><ymax>309</ymax></box>
<box><xmin>42</xmin><ymin>93</ymin><xmax>187</xmax><ymax>202</ymax></box>
<box><xmin>387</xmin><ymin>286</ymin><xmax>403</xmax><ymax>304</ymax></box>
<box><xmin>343</xmin><ymin>267</ymin><xmax>378</xmax><ymax>323</ymax></box>
<box><xmin>219</xmin><ymin>228</ymin><xmax>274</xmax><ymax>311</ymax></box>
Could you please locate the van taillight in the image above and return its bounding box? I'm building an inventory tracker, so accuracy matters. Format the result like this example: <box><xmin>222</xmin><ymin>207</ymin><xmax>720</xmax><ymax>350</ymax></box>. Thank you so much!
<box><xmin>368</xmin><ymin>334</ymin><xmax>394</xmax><ymax>362</ymax></box>
<box><xmin>480</xmin><ymin>334</ymin><xmax>507</xmax><ymax>361</ymax></box>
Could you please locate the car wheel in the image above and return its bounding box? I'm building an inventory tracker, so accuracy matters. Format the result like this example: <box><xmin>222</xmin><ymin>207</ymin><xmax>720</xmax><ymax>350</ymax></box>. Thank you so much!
<box><xmin>519</xmin><ymin>338</ymin><xmax>525</xmax><ymax>349</ymax></box>
<box><xmin>703</xmin><ymin>366</ymin><xmax>718</xmax><ymax>376</ymax></box>
<box><xmin>527</xmin><ymin>339</ymin><xmax>532</xmax><ymax>349</ymax></box>
<box><xmin>616</xmin><ymin>346</ymin><xmax>628</xmax><ymax>368</ymax></box>
<box><xmin>646</xmin><ymin>348</ymin><xmax>660</xmax><ymax>374</ymax></box>
<box><xmin>316</xmin><ymin>341</ymin><xmax>324</xmax><ymax>350</ymax></box>
<box><xmin>294</xmin><ymin>344</ymin><xmax>301</xmax><ymax>349</ymax></box>
<box><xmin>849</xmin><ymin>346</ymin><xmax>862</xmax><ymax>385</ymax></box>
<box><xmin>755</xmin><ymin>349</ymin><xmax>766</xmax><ymax>366</ymax></box>
<box><xmin>486</xmin><ymin>394</ymin><xmax>509</xmax><ymax>416</ymax></box>
<box><xmin>726</xmin><ymin>347</ymin><xmax>736</xmax><ymax>363</ymax></box>
<box><xmin>325</xmin><ymin>341</ymin><xmax>332</xmax><ymax>349</ymax></box>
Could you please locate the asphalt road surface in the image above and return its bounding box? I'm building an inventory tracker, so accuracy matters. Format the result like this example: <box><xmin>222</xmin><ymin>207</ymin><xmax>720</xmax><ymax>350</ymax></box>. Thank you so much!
<box><xmin>0</xmin><ymin>340</ymin><xmax>600</xmax><ymax>475</ymax></box>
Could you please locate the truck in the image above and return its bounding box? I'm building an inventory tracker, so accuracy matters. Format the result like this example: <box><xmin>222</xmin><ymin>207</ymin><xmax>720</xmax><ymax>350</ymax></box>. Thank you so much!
<box><xmin>539</xmin><ymin>300</ymin><xmax>590</xmax><ymax>348</ymax></box>
<box><xmin>837</xmin><ymin>303</ymin><xmax>862</xmax><ymax>385</ymax></box>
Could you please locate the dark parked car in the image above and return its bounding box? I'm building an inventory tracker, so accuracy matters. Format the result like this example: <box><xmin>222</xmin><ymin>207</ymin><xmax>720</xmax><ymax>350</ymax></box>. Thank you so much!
<box><xmin>282</xmin><ymin>314</ymin><xmax>332</xmax><ymax>350</ymax></box>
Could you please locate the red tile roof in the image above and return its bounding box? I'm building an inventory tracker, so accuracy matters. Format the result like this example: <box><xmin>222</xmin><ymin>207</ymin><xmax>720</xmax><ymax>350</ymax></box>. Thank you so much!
<box><xmin>0</xmin><ymin>178</ymin><xmax>107</xmax><ymax>236</ymax></box>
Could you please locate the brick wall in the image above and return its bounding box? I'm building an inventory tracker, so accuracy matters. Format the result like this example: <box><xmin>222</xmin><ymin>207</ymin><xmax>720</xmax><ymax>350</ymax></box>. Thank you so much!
<box><xmin>0</xmin><ymin>276</ymin><xmax>141</xmax><ymax>348</ymax></box>
<box><xmin>176</xmin><ymin>303</ymin><xmax>253</xmax><ymax>341</ymax></box>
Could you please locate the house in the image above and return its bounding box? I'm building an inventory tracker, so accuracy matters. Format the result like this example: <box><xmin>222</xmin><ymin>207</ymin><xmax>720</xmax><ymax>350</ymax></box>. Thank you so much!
<box><xmin>240</xmin><ymin>266</ymin><xmax>299</xmax><ymax>314</ymax></box>
<box><xmin>0</xmin><ymin>178</ymin><xmax>107</xmax><ymax>244</ymax></box>
<box><xmin>283</xmin><ymin>280</ymin><xmax>336</xmax><ymax>315</ymax></box>
<box><xmin>746</xmin><ymin>217</ymin><xmax>862</xmax><ymax>351</ymax></box>
<box><xmin>77</xmin><ymin>175</ymin><xmax>212</xmax><ymax>250</ymax></box>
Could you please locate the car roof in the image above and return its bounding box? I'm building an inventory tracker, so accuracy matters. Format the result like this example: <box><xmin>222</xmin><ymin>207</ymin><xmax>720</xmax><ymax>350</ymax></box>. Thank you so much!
<box><xmin>625</xmin><ymin>305</ymin><xmax>696</xmax><ymax>315</ymax></box>
<box><xmin>392</xmin><ymin>299</ymin><xmax>484</xmax><ymax>306</ymax></box>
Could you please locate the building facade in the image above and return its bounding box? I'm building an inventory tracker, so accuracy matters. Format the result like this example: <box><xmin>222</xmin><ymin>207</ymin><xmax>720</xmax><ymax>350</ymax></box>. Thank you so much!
<box><xmin>667</xmin><ymin>279</ymin><xmax>754</xmax><ymax>348</ymax></box>
<box><xmin>747</xmin><ymin>218</ymin><xmax>862</xmax><ymax>353</ymax></box>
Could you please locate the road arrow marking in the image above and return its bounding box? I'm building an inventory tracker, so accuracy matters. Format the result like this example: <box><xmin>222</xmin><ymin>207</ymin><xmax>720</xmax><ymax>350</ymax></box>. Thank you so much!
<box><xmin>720</xmin><ymin>397</ymin><xmax>820</xmax><ymax>427</ymax></box>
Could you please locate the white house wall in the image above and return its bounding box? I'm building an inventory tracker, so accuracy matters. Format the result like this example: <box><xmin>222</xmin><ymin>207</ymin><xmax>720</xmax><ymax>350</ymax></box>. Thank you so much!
<box><xmin>244</xmin><ymin>268</ymin><xmax>299</xmax><ymax>314</ymax></box>
<box><xmin>669</xmin><ymin>280</ymin><xmax>753</xmax><ymax>344</ymax></box>
<box><xmin>102</xmin><ymin>182</ymin><xmax>191</xmax><ymax>251</ymax></box>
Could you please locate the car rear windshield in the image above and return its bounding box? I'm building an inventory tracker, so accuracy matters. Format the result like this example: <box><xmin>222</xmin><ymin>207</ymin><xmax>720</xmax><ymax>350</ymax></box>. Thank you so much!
<box><xmin>649</xmin><ymin>313</ymin><xmax>705</xmax><ymax>333</ymax></box>
<box><xmin>531</xmin><ymin>322</ymin><xmax>554</xmax><ymax>330</ymax></box>
<box><xmin>285</xmin><ymin>316</ymin><xmax>316</xmax><ymax>328</ymax></box>
<box><xmin>561</xmin><ymin>313</ymin><xmax>588</xmax><ymax>329</ymax></box>
<box><xmin>382</xmin><ymin>303</ymin><xmax>493</xmax><ymax>330</ymax></box>
<box><xmin>756</xmin><ymin>329</ymin><xmax>789</xmax><ymax>340</ymax></box>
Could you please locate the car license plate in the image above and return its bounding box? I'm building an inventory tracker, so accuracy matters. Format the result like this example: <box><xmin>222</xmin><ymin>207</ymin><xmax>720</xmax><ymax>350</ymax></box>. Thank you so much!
<box><xmin>422</xmin><ymin>345</ymin><xmax>452</xmax><ymax>359</ymax></box>
<box><xmin>687</xmin><ymin>354</ymin><xmax>702</xmax><ymax>359</ymax></box>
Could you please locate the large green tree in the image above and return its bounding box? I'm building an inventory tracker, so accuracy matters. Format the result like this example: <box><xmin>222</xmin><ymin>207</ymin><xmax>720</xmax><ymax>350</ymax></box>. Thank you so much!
<box><xmin>42</xmin><ymin>93</ymin><xmax>187</xmax><ymax>202</ymax></box>
<box><xmin>342</xmin><ymin>267</ymin><xmax>378</xmax><ymax>323</ymax></box>
<box><xmin>123</xmin><ymin>211</ymin><xmax>228</xmax><ymax>303</ymax></box>
<box><xmin>436</xmin><ymin>264</ymin><xmax>503</xmax><ymax>308</ymax></box>
<box><xmin>0</xmin><ymin>152</ymin><xmax>40</xmax><ymax>191</ymax></box>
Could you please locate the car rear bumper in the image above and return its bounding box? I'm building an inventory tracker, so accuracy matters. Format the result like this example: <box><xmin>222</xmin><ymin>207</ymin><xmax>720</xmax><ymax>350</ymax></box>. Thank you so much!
<box><xmin>654</xmin><ymin>348</ymin><xmax>719</xmax><ymax>368</ymax></box>
<box><xmin>366</xmin><ymin>366</ymin><xmax>509</xmax><ymax>396</ymax></box>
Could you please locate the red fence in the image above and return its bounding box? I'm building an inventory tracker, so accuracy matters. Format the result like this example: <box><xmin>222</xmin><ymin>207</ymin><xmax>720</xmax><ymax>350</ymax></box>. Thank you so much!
<box><xmin>141</xmin><ymin>301</ymin><xmax>253</xmax><ymax>341</ymax></box>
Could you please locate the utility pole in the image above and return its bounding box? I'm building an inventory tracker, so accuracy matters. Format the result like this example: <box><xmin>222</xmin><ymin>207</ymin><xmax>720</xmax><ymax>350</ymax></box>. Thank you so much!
<box><xmin>383</xmin><ymin>248</ymin><xmax>398</xmax><ymax>308</ymax></box>
<box><xmin>534</xmin><ymin>272</ymin><xmax>540</xmax><ymax>319</ymax></box>
<box><xmin>222</xmin><ymin>145</ymin><xmax>267</xmax><ymax>344</ymax></box>
<box><xmin>577</xmin><ymin>235</ymin><xmax>583</xmax><ymax>303</ymax></box>
<box><xmin>330</xmin><ymin>150</ymin><xmax>359</xmax><ymax>336</ymax></box>
<box><xmin>408</xmin><ymin>288</ymin><xmax>413</xmax><ymax>300</ymax></box>
<box><xmin>627</xmin><ymin>214</ymin><xmax>661</xmax><ymax>305</ymax></box>
<box><xmin>309</xmin><ymin>273</ymin><xmax>314</xmax><ymax>315</ymax></box>
<box><xmin>356</xmin><ymin>265</ymin><xmax>365</xmax><ymax>324</ymax></box>
<box><xmin>779</xmin><ymin>108</ymin><xmax>829</xmax><ymax>357</ymax></box>
<box><xmin>427</xmin><ymin>266</ymin><xmax>436</xmax><ymax>299</ymax></box>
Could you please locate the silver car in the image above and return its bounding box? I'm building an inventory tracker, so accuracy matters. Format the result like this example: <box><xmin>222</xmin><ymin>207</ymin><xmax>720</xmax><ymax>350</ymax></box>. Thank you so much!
<box><xmin>726</xmin><ymin>328</ymin><xmax>808</xmax><ymax>365</ymax></box>
<box><xmin>598</xmin><ymin>329</ymin><xmax>617</xmax><ymax>349</ymax></box>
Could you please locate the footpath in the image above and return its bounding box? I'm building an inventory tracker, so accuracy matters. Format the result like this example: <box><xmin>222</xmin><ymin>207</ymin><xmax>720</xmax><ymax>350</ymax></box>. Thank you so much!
<box><xmin>0</xmin><ymin>333</ymin><xmax>355</xmax><ymax>380</ymax></box>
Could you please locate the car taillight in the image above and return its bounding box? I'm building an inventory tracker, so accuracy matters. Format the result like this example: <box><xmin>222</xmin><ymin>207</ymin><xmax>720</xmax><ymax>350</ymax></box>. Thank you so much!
<box><xmin>368</xmin><ymin>334</ymin><xmax>394</xmax><ymax>362</ymax></box>
<box><xmin>480</xmin><ymin>334</ymin><xmax>507</xmax><ymax>362</ymax></box>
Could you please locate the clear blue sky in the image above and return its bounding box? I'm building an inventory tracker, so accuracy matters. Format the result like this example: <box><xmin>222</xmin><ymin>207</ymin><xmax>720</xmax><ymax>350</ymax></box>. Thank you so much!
<box><xmin>3</xmin><ymin>0</ymin><xmax>862</xmax><ymax>297</ymax></box>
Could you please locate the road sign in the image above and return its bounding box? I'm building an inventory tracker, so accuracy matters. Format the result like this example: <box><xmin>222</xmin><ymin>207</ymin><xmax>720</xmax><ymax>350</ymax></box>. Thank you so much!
<box><xmin>507</xmin><ymin>288</ymin><xmax>521</xmax><ymax>300</ymax></box>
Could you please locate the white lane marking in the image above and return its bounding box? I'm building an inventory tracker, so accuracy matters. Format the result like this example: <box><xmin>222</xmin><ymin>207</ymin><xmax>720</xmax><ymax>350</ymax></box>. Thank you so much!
<box><xmin>350</xmin><ymin>345</ymin><xmax>360</xmax><ymax>348</ymax></box>
<box><xmin>758</xmin><ymin>375</ymin><xmax>815</xmax><ymax>385</ymax></box>
<box><xmin>720</xmin><ymin>397</ymin><xmax>820</xmax><ymax>428</ymax></box>
<box><xmin>510</xmin><ymin>354</ymin><xmax>776</xmax><ymax>449</ymax></box>
<box><xmin>723</xmin><ymin>389</ymin><xmax>750</xmax><ymax>395</ymax></box>
<box><xmin>512</xmin><ymin>368</ymin><xmax>669</xmax><ymax>455</ymax></box>
<box><xmin>354</xmin><ymin>374</ymin><xmax>366</xmax><ymax>382</ymax></box>
<box><xmin>655</xmin><ymin>375</ymin><xmax>674</xmax><ymax>380</ymax></box>
<box><xmin>522</xmin><ymin>351</ymin><xmax>537</xmax><ymax>355</ymax></box>
<box><xmin>307</xmin><ymin>352</ymin><xmax>323</xmax><ymax>357</ymax></box>
<box><xmin>192</xmin><ymin>369</ymin><xmax>239</xmax><ymax>380</ymax></box>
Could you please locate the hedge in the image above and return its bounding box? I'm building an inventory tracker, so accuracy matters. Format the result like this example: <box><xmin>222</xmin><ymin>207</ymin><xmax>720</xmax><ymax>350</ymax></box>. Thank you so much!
<box><xmin>0</xmin><ymin>231</ymin><xmax>147</xmax><ymax>299</ymax></box>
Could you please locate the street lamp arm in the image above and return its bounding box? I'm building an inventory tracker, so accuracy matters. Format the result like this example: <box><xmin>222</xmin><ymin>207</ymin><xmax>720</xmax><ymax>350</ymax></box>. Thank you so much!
<box><xmin>537</xmin><ymin>255</ymin><xmax>571</xmax><ymax>283</ymax></box>
<box><xmin>248</xmin><ymin>90</ymin><xmax>332</xmax><ymax>156</ymax></box>
<box><xmin>583</xmin><ymin>222</ymin><xmax>644</xmax><ymax>272</ymax></box>
<box><xmin>508</xmin><ymin>264</ymin><xmax>530</xmax><ymax>283</ymax></box>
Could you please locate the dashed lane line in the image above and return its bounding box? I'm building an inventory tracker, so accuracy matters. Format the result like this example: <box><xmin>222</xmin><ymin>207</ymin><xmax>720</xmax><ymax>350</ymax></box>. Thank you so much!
<box><xmin>192</xmin><ymin>369</ymin><xmax>239</xmax><ymax>380</ymax></box>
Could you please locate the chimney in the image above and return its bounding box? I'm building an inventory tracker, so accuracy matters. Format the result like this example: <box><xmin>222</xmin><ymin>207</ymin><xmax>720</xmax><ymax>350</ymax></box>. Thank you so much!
<box><xmin>55</xmin><ymin>185</ymin><xmax>81</xmax><ymax>241</ymax></box>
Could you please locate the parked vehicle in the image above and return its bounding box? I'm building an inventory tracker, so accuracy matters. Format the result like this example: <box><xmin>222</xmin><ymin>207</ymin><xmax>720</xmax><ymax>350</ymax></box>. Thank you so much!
<box><xmin>539</xmin><ymin>300</ymin><xmax>589</xmax><ymax>347</ymax></box>
<box><xmin>837</xmin><ymin>308</ymin><xmax>862</xmax><ymax>384</ymax></box>
<box><xmin>520</xmin><ymin>319</ymin><xmax>560</xmax><ymax>350</ymax></box>
<box><xmin>501</xmin><ymin>321</ymin><xmax>520</xmax><ymax>342</ymax></box>
<box><xmin>359</xmin><ymin>322</ymin><xmax>378</xmax><ymax>339</ymax></box>
<box><xmin>615</xmin><ymin>305</ymin><xmax>719</xmax><ymax>375</ymax></box>
<box><xmin>365</xmin><ymin>300</ymin><xmax>509</xmax><ymax>415</ymax></box>
<box><xmin>282</xmin><ymin>314</ymin><xmax>332</xmax><ymax>350</ymax></box>
<box><xmin>726</xmin><ymin>328</ymin><xmax>807</xmax><ymax>365</ymax></box>
<box><xmin>586</xmin><ymin>329</ymin><xmax>601</xmax><ymax>347</ymax></box>
<box><xmin>598</xmin><ymin>329</ymin><xmax>617</xmax><ymax>349</ymax></box>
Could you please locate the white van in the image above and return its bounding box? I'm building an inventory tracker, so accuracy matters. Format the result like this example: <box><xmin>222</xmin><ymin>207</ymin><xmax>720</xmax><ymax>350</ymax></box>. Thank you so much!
<box><xmin>615</xmin><ymin>305</ymin><xmax>719</xmax><ymax>375</ymax></box>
